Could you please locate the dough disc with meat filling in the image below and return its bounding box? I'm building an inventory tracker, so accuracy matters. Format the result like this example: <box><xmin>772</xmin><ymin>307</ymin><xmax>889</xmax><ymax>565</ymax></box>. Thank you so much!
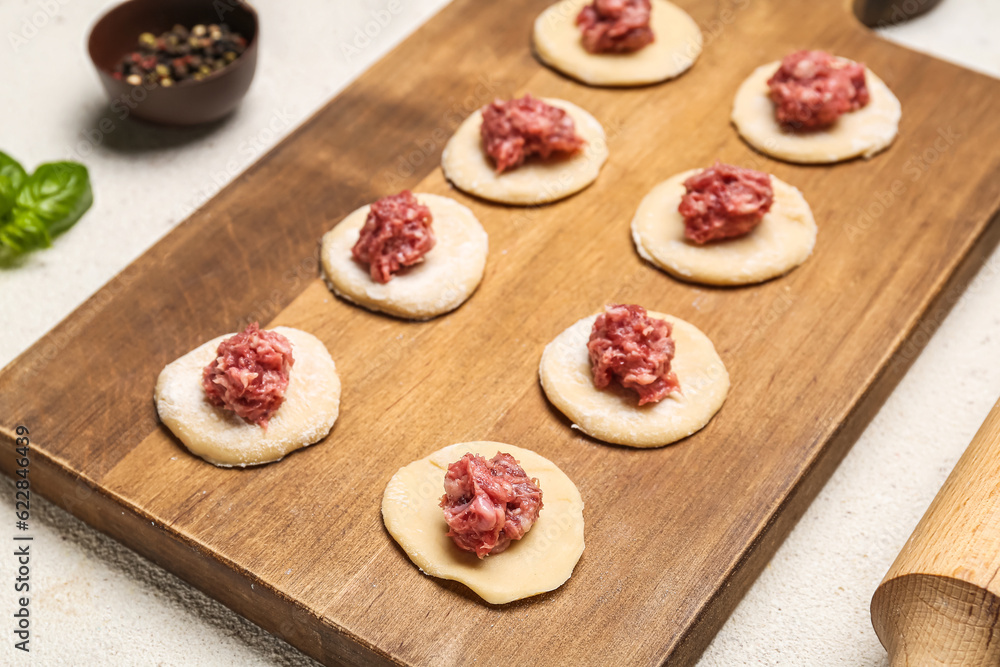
<box><xmin>154</xmin><ymin>327</ymin><xmax>341</xmax><ymax>467</ymax></box>
<box><xmin>382</xmin><ymin>442</ymin><xmax>585</xmax><ymax>605</ymax></box>
<box><xmin>731</xmin><ymin>60</ymin><xmax>901</xmax><ymax>164</ymax></box>
<box><xmin>540</xmin><ymin>312</ymin><xmax>729</xmax><ymax>447</ymax></box>
<box><xmin>533</xmin><ymin>0</ymin><xmax>702</xmax><ymax>87</ymax></box>
<box><xmin>631</xmin><ymin>170</ymin><xmax>817</xmax><ymax>285</ymax></box>
<box><xmin>441</xmin><ymin>98</ymin><xmax>608</xmax><ymax>205</ymax></box>
<box><xmin>321</xmin><ymin>193</ymin><xmax>488</xmax><ymax>320</ymax></box>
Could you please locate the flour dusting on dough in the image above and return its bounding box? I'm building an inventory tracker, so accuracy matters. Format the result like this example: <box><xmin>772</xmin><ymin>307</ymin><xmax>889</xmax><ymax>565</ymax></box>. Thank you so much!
<box><xmin>321</xmin><ymin>194</ymin><xmax>488</xmax><ymax>320</ymax></box>
<box><xmin>631</xmin><ymin>170</ymin><xmax>817</xmax><ymax>286</ymax></box>
<box><xmin>540</xmin><ymin>313</ymin><xmax>729</xmax><ymax>447</ymax></box>
<box><xmin>442</xmin><ymin>98</ymin><xmax>608</xmax><ymax>206</ymax></box>
<box><xmin>731</xmin><ymin>61</ymin><xmax>901</xmax><ymax>164</ymax></box>
<box><xmin>533</xmin><ymin>0</ymin><xmax>702</xmax><ymax>87</ymax></box>
<box><xmin>154</xmin><ymin>327</ymin><xmax>341</xmax><ymax>467</ymax></box>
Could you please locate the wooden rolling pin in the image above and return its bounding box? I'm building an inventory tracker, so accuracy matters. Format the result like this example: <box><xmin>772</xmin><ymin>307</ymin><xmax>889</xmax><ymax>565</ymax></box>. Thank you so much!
<box><xmin>872</xmin><ymin>397</ymin><xmax>1000</xmax><ymax>666</ymax></box>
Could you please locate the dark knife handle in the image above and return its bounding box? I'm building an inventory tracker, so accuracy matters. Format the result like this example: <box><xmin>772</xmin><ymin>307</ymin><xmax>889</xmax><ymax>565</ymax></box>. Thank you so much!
<box><xmin>854</xmin><ymin>0</ymin><xmax>944</xmax><ymax>27</ymax></box>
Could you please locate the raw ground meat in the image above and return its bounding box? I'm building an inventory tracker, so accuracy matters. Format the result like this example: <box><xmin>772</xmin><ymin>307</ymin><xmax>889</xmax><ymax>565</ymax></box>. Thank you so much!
<box><xmin>351</xmin><ymin>190</ymin><xmax>436</xmax><ymax>284</ymax></box>
<box><xmin>440</xmin><ymin>452</ymin><xmax>544</xmax><ymax>558</ymax></box>
<box><xmin>678</xmin><ymin>162</ymin><xmax>774</xmax><ymax>244</ymax></box>
<box><xmin>576</xmin><ymin>0</ymin><xmax>655</xmax><ymax>54</ymax></box>
<box><xmin>767</xmin><ymin>50</ymin><xmax>870</xmax><ymax>130</ymax></box>
<box><xmin>587</xmin><ymin>304</ymin><xmax>679</xmax><ymax>406</ymax></box>
<box><xmin>202</xmin><ymin>323</ymin><xmax>294</xmax><ymax>428</ymax></box>
<box><xmin>480</xmin><ymin>94</ymin><xmax>585</xmax><ymax>174</ymax></box>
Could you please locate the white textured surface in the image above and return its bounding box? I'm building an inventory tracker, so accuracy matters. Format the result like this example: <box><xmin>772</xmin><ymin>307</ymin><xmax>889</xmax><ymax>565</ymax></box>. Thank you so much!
<box><xmin>0</xmin><ymin>0</ymin><xmax>998</xmax><ymax>665</ymax></box>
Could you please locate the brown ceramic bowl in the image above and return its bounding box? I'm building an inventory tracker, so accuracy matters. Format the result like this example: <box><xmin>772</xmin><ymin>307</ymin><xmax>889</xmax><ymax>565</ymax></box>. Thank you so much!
<box><xmin>87</xmin><ymin>0</ymin><xmax>258</xmax><ymax>126</ymax></box>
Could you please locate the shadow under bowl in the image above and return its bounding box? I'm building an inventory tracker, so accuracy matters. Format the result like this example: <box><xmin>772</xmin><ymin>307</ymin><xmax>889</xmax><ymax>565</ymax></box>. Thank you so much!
<box><xmin>87</xmin><ymin>0</ymin><xmax>258</xmax><ymax>126</ymax></box>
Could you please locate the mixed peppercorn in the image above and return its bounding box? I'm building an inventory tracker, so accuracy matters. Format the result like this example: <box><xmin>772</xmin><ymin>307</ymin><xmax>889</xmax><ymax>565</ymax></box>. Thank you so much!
<box><xmin>112</xmin><ymin>23</ymin><xmax>248</xmax><ymax>87</ymax></box>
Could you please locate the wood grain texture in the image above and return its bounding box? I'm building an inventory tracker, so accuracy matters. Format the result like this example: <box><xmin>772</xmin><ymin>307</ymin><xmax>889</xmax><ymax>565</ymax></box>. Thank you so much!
<box><xmin>3</xmin><ymin>0</ymin><xmax>1000</xmax><ymax>665</ymax></box>
<box><xmin>871</xmin><ymin>398</ymin><xmax>1000</xmax><ymax>667</ymax></box>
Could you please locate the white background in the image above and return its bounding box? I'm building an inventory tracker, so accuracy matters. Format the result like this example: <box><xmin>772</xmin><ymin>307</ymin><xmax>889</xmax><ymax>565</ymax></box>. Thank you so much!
<box><xmin>1</xmin><ymin>0</ymin><xmax>998</xmax><ymax>665</ymax></box>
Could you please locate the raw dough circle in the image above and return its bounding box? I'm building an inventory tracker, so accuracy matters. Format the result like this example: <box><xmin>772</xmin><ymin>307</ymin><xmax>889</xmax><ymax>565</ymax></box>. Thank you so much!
<box><xmin>731</xmin><ymin>60</ymin><xmax>901</xmax><ymax>164</ymax></box>
<box><xmin>631</xmin><ymin>169</ymin><xmax>817</xmax><ymax>285</ymax></box>
<box><xmin>382</xmin><ymin>441</ymin><xmax>585</xmax><ymax>605</ymax></box>
<box><xmin>533</xmin><ymin>0</ymin><xmax>702</xmax><ymax>87</ymax></box>
<box><xmin>441</xmin><ymin>98</ymin><xmax>608</xmax><ymax>206</ymax></box>
<box><xmin>320</xmin><ymin>193</ymin><xmax>488</xmax><ymax>320</ymax></box>
<box><xmin>540</xmin><ymin>312</ymin><xmax>729</xmax><ymax>447</ymax></box>
<box><xmin>154</xmin><ymin>327</ymin><xmax>341</xmax><ymax>467</ymax></box>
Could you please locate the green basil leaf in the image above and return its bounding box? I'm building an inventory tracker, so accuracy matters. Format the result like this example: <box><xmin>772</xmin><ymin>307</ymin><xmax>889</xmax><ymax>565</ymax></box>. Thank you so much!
<box><xmin>16</xmin><ymin>161</ymin><xmax>93</xmax><ymax>237</ymax></box>
<box><xmin>0</xmin><ymin>151</ymin><xmax>27</xmax><ymax>193</ymax></box>
<box><xmin>0</xmin><ymin>174</ymin><xmax>15</xmax><ymax>218</ymax></box>
<box><xmin>0</xmin><ymin>209</ymin><xmax>52</xmax><ymax>260</ymax></box>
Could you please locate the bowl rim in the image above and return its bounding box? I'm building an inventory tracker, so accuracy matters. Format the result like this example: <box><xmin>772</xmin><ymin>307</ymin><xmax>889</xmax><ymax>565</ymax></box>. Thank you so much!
<box><xmin>86</xmin><ymin>0</ymin><xmax>259</xmax><ymax>89</ymax></box>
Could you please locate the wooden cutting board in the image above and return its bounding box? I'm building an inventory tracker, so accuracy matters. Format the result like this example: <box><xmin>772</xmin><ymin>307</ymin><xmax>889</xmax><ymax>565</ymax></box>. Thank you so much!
<box><xmin>3</xmin><ymin>0</ymin><xmax>1000</xmax><ymax>664</ymax></box>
